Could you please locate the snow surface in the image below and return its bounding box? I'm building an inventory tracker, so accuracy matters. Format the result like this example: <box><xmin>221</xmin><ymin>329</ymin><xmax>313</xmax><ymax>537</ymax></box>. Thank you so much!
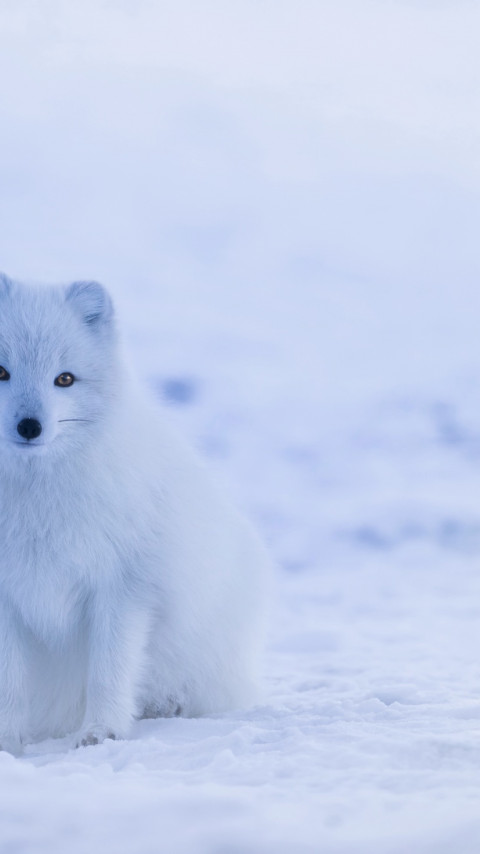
<box><xmin>1</xmin><ymin>1</ymin><xmax>480</xmax><ymax>851</ymax></box>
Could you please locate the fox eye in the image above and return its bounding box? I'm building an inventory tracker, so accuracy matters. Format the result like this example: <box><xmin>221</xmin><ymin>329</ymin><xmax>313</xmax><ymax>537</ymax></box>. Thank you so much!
<box><xmin>55</xmin><ymin>372</ymin><xmax>75</xmax><ymax>387</ymax></box>
<box><xmin>0</xmin><ymin>365</ymin><xmax>10</xmax><ymax>381</ymax></box>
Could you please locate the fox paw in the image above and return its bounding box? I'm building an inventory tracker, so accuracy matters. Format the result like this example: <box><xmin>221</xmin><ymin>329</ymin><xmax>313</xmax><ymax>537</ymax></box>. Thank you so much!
<box><xmin>75</xmin><ymin>725</ymin><xmax>117</xmax><ymax>748</ymax></box>
<box><xmin>0</xmin><ymin>735</ymin><xmax>22</xmax><ymax>755</ymax></box>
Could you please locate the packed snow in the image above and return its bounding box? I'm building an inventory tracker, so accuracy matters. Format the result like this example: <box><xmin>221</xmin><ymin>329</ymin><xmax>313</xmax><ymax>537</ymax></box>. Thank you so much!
<box><xmin>0</xmin><ymin>1</ymin><xmax>480</xmax><ymax>851</ymax></box>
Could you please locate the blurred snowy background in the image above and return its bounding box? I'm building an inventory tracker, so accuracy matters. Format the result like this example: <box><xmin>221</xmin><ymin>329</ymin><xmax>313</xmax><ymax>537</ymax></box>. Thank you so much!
<box><xmin>1</xmin><ymin>1</ymin><xmax>480</xmax><ymax>852</ymax></box>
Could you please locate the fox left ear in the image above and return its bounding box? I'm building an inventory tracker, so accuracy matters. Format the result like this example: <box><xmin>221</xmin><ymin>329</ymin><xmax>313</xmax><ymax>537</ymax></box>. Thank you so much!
<box><xmin>65</xmin><ymin>280</ymin><xmax>114</xmax><ymax>328</ymax></box>
<box><xmin>0</xmin><ymin>273</ymin><xmax>13</xmax><ymax>297</ymax></box>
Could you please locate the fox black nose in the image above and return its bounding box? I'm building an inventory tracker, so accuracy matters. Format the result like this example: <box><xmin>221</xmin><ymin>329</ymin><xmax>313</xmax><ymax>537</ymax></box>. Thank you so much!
<box><xmin>17</xmin><ymin>418</ymin><xmax>42</xmax><ymax>440</ymax></box>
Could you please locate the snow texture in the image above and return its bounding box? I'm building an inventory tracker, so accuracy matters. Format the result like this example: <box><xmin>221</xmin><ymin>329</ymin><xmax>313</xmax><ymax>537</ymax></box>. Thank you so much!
<box><xmin>0</xmin><ymin>1</ymin><xmax>480</xmax><ymax>851</ymax></box>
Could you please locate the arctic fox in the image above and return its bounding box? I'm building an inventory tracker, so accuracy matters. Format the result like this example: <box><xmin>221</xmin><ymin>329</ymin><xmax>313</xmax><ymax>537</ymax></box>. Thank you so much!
<box><xmin>0</xmin><ymin>273</ymin><xmax>268</xmax><ymax>753</ymax></box>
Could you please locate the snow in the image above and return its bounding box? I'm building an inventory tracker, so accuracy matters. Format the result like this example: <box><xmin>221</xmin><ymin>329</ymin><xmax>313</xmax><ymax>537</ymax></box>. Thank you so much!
<box><xmin>1</xmin><ymin>1</ymin><xmax>480</xmax><ymax>851</ymax></box>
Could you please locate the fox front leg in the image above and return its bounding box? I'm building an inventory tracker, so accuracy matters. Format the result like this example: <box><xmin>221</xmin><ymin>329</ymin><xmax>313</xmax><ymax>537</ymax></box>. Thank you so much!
<box><xmin>75</xmin><ymin>596</ymin><xmax>150</xmax><ymax>748</ymax></box>
<box><xmin>0</xmin><ymin>603</ymin><xmax>28</xmax><ymax>755</ymax></box>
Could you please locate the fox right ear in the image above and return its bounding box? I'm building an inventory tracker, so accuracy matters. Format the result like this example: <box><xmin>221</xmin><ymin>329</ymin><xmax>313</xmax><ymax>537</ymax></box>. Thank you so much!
<box><xmin>65</xmin><ymin>280</ymin><xmax>114</xmax><ymax>329</ymax></box>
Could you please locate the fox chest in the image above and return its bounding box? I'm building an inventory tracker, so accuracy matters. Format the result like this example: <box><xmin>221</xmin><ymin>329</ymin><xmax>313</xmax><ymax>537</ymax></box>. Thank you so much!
<box><xmin>0</xmin><ymin>525</ymin><xmax>114</xmax><ymax>641</ymax></box>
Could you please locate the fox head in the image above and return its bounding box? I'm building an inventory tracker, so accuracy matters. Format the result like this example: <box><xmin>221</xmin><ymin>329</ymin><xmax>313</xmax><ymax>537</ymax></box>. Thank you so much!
<box><xmin>0</xmin><ymin>274</ymin><xmax>120</xmax><ymax>462</ymax></box>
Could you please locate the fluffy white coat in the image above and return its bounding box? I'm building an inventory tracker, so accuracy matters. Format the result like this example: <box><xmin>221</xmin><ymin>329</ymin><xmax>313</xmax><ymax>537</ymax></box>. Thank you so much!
<box><xmin>0</xmin><ymin>274</ymin><xmax>268</xmax><ymax>753</ymax></box>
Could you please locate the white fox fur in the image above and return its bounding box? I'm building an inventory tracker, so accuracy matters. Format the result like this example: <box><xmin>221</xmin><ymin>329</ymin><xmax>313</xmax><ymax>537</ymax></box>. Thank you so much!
<box><xmin>0</xmin><ymin>274</ymin><xmax>269</xmax><ymax>753</ymax></box>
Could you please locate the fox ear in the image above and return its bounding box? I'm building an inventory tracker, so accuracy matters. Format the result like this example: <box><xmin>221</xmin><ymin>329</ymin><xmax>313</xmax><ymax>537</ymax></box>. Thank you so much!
<box><xmin>0</xmin><ymin>272</ymin><xmax>13</xmax><ymax>296</ymax></box>
<box><xmin>65</xmin><ymin>280</ymin><xmax>113</xmax><ymax>328</ymax></box>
